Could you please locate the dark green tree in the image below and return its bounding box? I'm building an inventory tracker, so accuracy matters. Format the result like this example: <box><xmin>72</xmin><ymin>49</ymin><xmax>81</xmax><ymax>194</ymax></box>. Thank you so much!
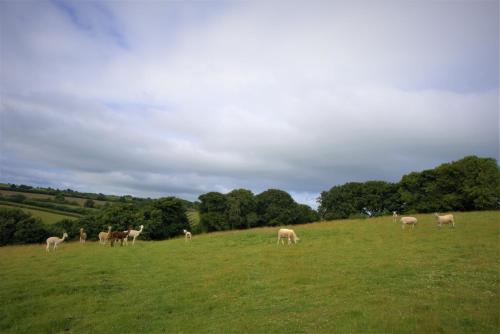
<box><xmin>199</xmin><ymin>192</ymin><xmax>228</xmax><ymax>231</ymax></box>
<box><xmin>255</xmin><ymin>189</ymin><xmax>299</xmax><ymax>226</ymax></box>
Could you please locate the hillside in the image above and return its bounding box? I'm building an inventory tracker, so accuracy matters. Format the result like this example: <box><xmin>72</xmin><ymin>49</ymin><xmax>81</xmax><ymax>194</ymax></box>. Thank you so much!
<box><xmin>0</xmin><ymin>211</ymin><xmax>498</xmax><ymax>333</ymax></box>
<box><xmin>0</xmin><ymin>203</ymin><xmax>78</xmax><ymax>224</ymax></box>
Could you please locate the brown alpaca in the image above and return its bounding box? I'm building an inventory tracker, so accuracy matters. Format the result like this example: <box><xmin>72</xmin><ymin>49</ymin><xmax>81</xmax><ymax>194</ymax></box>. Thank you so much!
<box><xmin>79</xmin><ymin>228</ymin><xmax>87</xmax><ymax>243</ymax></box>
<box><xmin>109</xmin><ymin>225</ymin><xmax>132</xmax><ymax>247</ymax></box>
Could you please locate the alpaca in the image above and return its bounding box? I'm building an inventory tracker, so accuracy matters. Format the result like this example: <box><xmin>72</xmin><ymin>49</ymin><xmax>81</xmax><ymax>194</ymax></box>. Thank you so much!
<box><xmin>79</xmin><ymin>228</ymin><xmax>87</xmax><ymax>243</ymax></box>
<box><xmin>277</xmin><ymin>228</ymin><xmax>299</xmax><ymax>245</ymax></box>
<box><xmin>98</xmin><ymin>226</ymin><xmax>112</xmax><ymax>245</ymax></box>
<box><xmin>46</xmin><ymin>232</ymin><xmax>68</xmax><ymax>252</ymax></box>
<box><xmin>400</xmin><ymin>216</ymin><xmax>418</xmax><ymax>229</ymax></box>
<box><xmin>123</xmin><ymin>225</ymin><xmax>144</xmax><ymax>246</ymax></box>
<box><xmin>109</xmin><ymin>225</ymin><xmax>131</xmax><ymax>247</ymax></box>
<box><xmin>392</xmin><ymin>211</ymin><xmax>398</xmax><ymax>223</ymax></box>
<box><xmin>183</xmin><ymin>229</ymin><xmax>192</xmax><ymax>242</ymax></box>
<box><xmin>435</xmin><ymin>213</ymin><xmax>455</xmax><ymax>228</ymax></box>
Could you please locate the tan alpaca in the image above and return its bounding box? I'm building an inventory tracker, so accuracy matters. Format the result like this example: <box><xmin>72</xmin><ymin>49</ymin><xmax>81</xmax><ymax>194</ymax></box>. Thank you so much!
<box><xmin>46</xmin><ymin>233</ymin><xmax>68</xmax><ymax>252</ymax></box>
<box><xmin>400</xmin><ymin>217</ymin><xmax>418</xmax><ymax>229</ymax></box>
<box><xmin>79</xmin><ymin>228</ymin><xmax>87</xmax><ymax>243</ymax></box>
<box><xmin>435</xmin><ymin>213</ymin><xmax>455</xmax><ymax>228</ymax></box>
<box><xmin>277</xmin><ymin>229</ymin><xmax>299</xmax><ymax>245</ymax></box>
<box><xmin>98</xmin><ymin>226</ymin><xmax>112</xmax><ymax>245</ymax></box>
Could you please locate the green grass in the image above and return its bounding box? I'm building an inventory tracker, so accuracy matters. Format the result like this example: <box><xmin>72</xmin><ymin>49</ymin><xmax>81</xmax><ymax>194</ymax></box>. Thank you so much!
<box><xmin>0</xmin><ymin>211</ymin><xmax>498</xmax><ymax>333</ymax></box>
<box><xmin>0</xmin><ymin>204</ymin><xmax>78</xmax><ymax>224</ymax></box>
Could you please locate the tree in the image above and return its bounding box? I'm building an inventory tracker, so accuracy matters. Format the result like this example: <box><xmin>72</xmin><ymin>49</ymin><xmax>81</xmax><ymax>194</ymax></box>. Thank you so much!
<box><xmin>0</xmin><ymin>208</ymin><xmax>50</xmax><ymax>245</ymax></box>
<box><xmin>255</xmin><ymin>189</ymin><xmax>299</xmax><ymax>226</ymax></box>
<box><xmin>199</xmin><ymin>192</ymin><xmax>228</xmax><ymax>231</ymax></box>
<box><xmin>226</xmin><ymin>189</ymin><xmax>257</xmax><ymax>229</ymax></box>
<box><xmin>84</xmin><ymin>199</ymin><xmax>95</xmax><ymax>208</ymax></box>
<box><xmin>147</xmin><ymin>197</ymin><xmax>190</xmax><ymax>239</ymax></box>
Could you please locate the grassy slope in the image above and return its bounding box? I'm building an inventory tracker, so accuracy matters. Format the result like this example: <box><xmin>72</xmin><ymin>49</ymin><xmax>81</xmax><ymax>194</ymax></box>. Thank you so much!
<box><xmin>0</xmin><ymin>204</ymin><xmax>77</xmax><ymax>224</ymax></box>
<box><xmin>0</xmin><ymin>189</ymin><xmax>108</xmax><ymax>207</ymax></box>
<box><xmin>0</xmin><ymin>211</ymin><xmax>498</xmax><ymax>333</ymax></box>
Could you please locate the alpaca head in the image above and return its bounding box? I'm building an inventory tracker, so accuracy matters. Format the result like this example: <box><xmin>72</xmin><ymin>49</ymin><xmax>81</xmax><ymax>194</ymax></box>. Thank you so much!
<box><xmin>62</xmin><ymin>232</ymin><xmax>68</xmax><ymax>239</ymax></box>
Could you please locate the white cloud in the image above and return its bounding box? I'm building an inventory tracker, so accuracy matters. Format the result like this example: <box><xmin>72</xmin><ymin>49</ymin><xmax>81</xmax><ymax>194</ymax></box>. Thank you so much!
<box><xmin>0</xmin><ymin>1</ymin><xmax>498</xmax><ymax>207</ymax></box>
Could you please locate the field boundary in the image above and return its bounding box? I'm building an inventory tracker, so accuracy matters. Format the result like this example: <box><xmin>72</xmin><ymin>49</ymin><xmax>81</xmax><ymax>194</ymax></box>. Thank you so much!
<box><xmin>0</xmin><ymin>200</ymin><xmax>83</xmax><ymax>218</ymax></box>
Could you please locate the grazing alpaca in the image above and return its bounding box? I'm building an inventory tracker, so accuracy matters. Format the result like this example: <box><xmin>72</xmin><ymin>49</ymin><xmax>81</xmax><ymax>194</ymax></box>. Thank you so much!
<box><xmin>79</xmin><ymin>228</ymin><xmax>87</xmax><ymax>243</ymax></box>
<box><xmin>277</xmin><ymin>228</ymin><xmax>299</xmax><ymax>245</ymax></box>
<box><xmin>183</xmin><ymin>229</ymin><xmax>192</xmax><ymax>242</ymax></box>
<box><xmin>392</xmin><ymin>211</ymin><xmax>398</xmax><ymax>223</ymax></box>
<box><xmin>123</xmin><ymin>225</ymin><xmax>144</xmax><ymax>246</ymax></box>
<box><xmin>46</xmin><ymin>232</ymin><xmax>68</xmax><ymax>252</ymax></box>
<box><xmin>400</xmin><ymin>216</ymin><xmax>418</xmax><ymax>229</ymax></box>
<box><xmin>435</xmin><ymin>213</ymin><xmax>455</xmax><ymax>228</ymax></box>
<box><xmin>109</xmin><ymin>225</ymin><xmax>131</xmax><ymax>247</ymax></box>
<box><xmin>99</xmin><ymin>226</ymin><xmax>112</xmax><ymax>245</ymax></box>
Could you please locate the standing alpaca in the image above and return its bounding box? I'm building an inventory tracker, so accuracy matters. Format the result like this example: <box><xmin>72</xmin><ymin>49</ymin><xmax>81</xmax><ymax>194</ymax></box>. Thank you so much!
<box><xmin>400</xmin><ymin>216</ymin><xmax>418</xmax><ymax>229</ymax></box>
<box><xmin>277</xmin><ymin>228</ymin><xmax>299</xmax><ymax>245</ymax></box>
<box><xmin>79</xmin><ymin>228</ymin><xmax>87</xmax><ymax>243</ymax></box>
<box><xmin>98</xmin><ymin>226</ymin><xmax>112</xmax><ymax>245</ymax></box>
<box><xmin>46</xmin><ymin>232</ymin><xmax>68</xmax><ymax>252</ymax></box>
<box><xmin>392</xmin><ymin>211</ymin><xmax>398</xmax><ymax>223</ymax></box>
<box><xmin>109</xmin><ymin>225</ymin><xmax>131</xmax><ymax>247</ymax></box>
<box><xmin>183</xmin><ymin>229</ymin><xmax>192</xmax><ymax>242</ymax></box>
<box><xmin>435</xmin><ymin>213</ymin><xmax>455</xmax><ymax>228</ymax></box>
<box><xmin>123</xmin><ymin>225</ymin><xmax>144</xmax><ymax>246</ymax></box>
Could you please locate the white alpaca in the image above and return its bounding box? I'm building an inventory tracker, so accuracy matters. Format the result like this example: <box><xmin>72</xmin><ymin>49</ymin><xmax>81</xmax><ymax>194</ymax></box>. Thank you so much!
<box><xmin>392</xmin><ymin>211</ymin><xmax>398</xmax><ymax>223</ymax></box>
<box><xmin>99</xmin><ymin>226</ymin><xmax>112</xmax><ymax>245</ymax></box>
<box><xmin>124</xmin><ymin>225</ymin><xmax>144</xmax><ymax>245</ymax></box>
<box><xmin>277</xmin><ymin>228</ymin><xmax>299</xmax><ymax>245</ymax></box>
<box><xmin>400</xmin><ymin>217</ymin><xmax>418</xmax><ymax>229</ymax></box>
<box><xmin>435</xmin><ymin>213</ymin><xmax>455</xmax><ymax>228</ymax></box>
<box><xmin>46</xmin><ymin>232</ymin><xmax>68</xmax><ymax>252</ymax></box>
<box><xmin>183</xmin><ymin>229</ymin><xmax>192</xmax><ymax>242</ymax></box>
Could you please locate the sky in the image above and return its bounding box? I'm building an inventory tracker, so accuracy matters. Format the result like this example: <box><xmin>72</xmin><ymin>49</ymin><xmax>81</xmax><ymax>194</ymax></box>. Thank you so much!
<box><xmin>0</xmin><ymin>0</ymin><xmax>498</xmax><ymax>208</ymax></box>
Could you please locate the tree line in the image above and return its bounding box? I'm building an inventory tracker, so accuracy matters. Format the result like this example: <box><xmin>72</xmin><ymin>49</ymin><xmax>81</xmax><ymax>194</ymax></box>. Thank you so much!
<box><xmin>318</xmin><ymin>156</ymin><xmax>499</xmax><ymax>219</ymax></box>
<box><xmin>0</xmin><ymin>197</ymin><xmax>190</xmax><ymax>246</ymax></box>
<box><xmin>1</xmin><ymin>155</ymin><xmax>498</xmax><ymax>245</ymax></box>
<box><xmin>198</xmin><ymin>189</ymin><xmax>319</xmax><ymax>232</ymax></box>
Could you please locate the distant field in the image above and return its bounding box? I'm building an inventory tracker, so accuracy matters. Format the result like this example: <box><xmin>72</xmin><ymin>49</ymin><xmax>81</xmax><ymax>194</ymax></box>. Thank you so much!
<box><xmin>0</xmin><ymin>204</ymin><xmax>77</xmax><ymax>224</ymax></box>
<box><xmin>0</xmin><ymin>189</ymin><xmax>108</xmax><ymax>207</ymax></box>
<box><xmin>187</xmin><ymin>209</ymin><xmax>200</xmax><ymax>230</ymax></box>
<box><xmin>0</xmin><ymin>211</ymin><xmax>498</xmax><ymax>333</ymax></box>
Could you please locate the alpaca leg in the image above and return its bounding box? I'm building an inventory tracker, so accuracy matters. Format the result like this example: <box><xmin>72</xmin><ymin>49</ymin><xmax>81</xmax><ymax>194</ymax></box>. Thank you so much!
<box><xmin>46</xmin><ymin>242</ymin><xmax>50</xmax><ymax>252</ymax></box>
<box><xmin>133</xmin><ymin>236</ymin><xmax>136</xmax><ymax>245</ymax></box>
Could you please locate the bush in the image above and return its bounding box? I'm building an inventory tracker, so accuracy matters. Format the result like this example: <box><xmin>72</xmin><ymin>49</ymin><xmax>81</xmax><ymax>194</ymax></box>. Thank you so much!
<box><xmin>0</xmin><ymin>208</ymin><xmax>51</xmax><ymax>245</ymax></box>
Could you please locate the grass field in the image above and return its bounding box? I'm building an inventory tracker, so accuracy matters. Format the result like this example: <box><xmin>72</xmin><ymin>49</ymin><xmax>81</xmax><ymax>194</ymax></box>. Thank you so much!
<box><xmin>0</xmin><ymin>211</ymin><xmax>498</xmax><ymax>333</ymax></box>
<box><xmin>0</xmin><ymin>204</ymin><xmax>78</xmax><ymax>224</ymax></box>
<box><xmin>0</xmin><ymin>189</ymin><xmax>108</xmax><ymax>207</ymax></box>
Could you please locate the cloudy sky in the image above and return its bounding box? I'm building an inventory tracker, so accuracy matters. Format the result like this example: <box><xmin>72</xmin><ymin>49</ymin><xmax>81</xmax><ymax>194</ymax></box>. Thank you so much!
<box><xmin>0</xmin><ymin>0</ymin><xmax>498</xmax><ymax>207</ymax></box>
